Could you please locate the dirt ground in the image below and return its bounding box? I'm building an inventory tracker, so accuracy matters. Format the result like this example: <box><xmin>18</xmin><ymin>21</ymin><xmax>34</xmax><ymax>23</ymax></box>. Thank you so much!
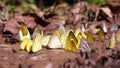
<box><xmin>0</xmin><ymin>0</ymin><xmax>120</xmax><ymax>68</ymax></box>
<box><xmin>0</xmin><ymin>34</ymin><xmax>120</xmax><ymax>68</ymax></box>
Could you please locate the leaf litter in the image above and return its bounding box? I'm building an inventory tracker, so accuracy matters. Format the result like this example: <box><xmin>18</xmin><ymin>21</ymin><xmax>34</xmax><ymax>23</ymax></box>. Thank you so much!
<box><xmin>0</xmin><ymin>0</ymin><xmax>120</xmax><ymax>68</ymax></box>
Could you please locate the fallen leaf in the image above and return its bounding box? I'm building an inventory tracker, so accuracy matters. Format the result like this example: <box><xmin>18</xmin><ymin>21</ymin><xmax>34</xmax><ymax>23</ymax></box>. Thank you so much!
<box><xmin>4</xmin><ymin>14</ymin><xmax>36</xmax><ymax>35</ymax></box>
<box><xmin>99</xmin><ymin>7</ymin><xmax>113</xmax><ymax>18</ymax></box>
<box><xmin>4</xmin><ymin>19</ymin><xmax>20</xmax><ymax>35</ymax></box>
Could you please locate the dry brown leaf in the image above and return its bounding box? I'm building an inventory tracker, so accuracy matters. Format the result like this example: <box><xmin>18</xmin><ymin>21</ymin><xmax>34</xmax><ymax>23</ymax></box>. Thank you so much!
<box><xmin>99</xmin><ymin>7</ymin><xmax>113</xmax><ymax>18</ymax></box>
<box><xmin>106</xmin><ymin>2</ymin><xmax>120</xmax><ymax>14</ymax></box>
<box><xmin>4</xmin><ymin>19</ymin><xmax>20</xmax><ymax>35</ymax></box>
<box><xmin>4</xmin><ymin>14</ymin><xmax>37</xmax><ymax>35</ymax></box>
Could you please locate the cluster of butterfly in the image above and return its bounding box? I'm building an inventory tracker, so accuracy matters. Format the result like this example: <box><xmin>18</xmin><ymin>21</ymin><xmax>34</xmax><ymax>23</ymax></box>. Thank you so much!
<box><xmin>19</xmin><ymin>22</ymin><xmax>120</xmax><ymax>53</ymax></box>
<box><xmin>19</xmin><ymin>22</ymin><xmax>92</xmax><ymax>53</ymax></box>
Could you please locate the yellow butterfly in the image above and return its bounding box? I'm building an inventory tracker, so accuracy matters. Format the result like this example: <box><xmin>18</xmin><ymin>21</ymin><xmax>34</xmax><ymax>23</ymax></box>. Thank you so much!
<box><xmin>63</xmin><ymin>30</ymin><xmax>81</xmax><ymax>52</ymax></box>
<box><xmin>20</xmin><ymin>38</ymin><xmax>33</xmax><ymax>52</ymax></box>
<box><xmin>60</xmin><ymin>34</ymin><xmax>67</xmax><ymax>48</ymax></box>
<box><xmin>32</xmin><ymin>28</ymin><xmax>43</xmax><ymax>39</ymax></box>
<box><xmin>54</xmin><ymin>23</ymin><xmax>66</xmax><ymax>38</ymax></box>
<box><xmin>20</xmin><ymin>28</ymin><xmax>44</xmax><ymax>52</ymax></box>
<box><xmin>32</xmin><ymin>33</ymin><xmax>42</xmax><ymax>52</ymax></box>
<box><xmin>18</xmin><ymin>22</ymin><xmax>30</xmax><ymax>41</ymax></box>
<box><xmin>116</xmin><ymin>29</ymin><xmax>120</xmax><ymax>42</ymax></box>
<box><xmin>20</xmin><ymin>38</ymin><xmax>29</xmax><ymax>50</ymax></box>
<box><xmin>26</xmin><ymin>39</ymin><xmax>33</xmax><ymax>52</ymax></box>
<box><xmin>41</xmin><ymin>35</ymin><xmax>51</xmax><ymax>47</ymax></box>
<box><xmin>75</xmin><ymin>28</ymin><xmax>87</xmax><ymax>39</ymax></box>
<box><xmin>54</xmin><ymin>29</ymin><xmax>61</xmax><ymax>38</ymax></box>
<box><xmin>93</xmin><ymin>28</ymin><xmax>100</xmax><ymax>34</ymax></box>
<box><xmin>109</xmin><ymin>32</ymin><xmax>116</xmax><ymax>48</ymax></box>
<box><xmin>98</xmin><ymin>29</ymin><xmax>105</xmax><ymax>42</ymax></box>
<box><xmin>86</xmin><ymin>31</ymin><xmax>93</xmax><ymax>45</ymax></box>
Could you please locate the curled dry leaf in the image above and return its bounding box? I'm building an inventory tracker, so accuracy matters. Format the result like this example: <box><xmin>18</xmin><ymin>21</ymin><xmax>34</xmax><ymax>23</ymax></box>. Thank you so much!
<box><xmin>99</xmin><ymin>7</ymin><xmax>113</xmax><ymax>18</ymax></box>
<box><xmin>106</xmin><ymin>2</ymin><xmax>120</xmax><ymax>14</ymax></box>
<box><xmin>4</xmin><ymin>14</ymin><xmax>36</xmax><ymax>35</ymax></box>
<box><xmin>4</xmin><ymin>19</ymin><xmax>20</xmax><ymax>35</ymax></box>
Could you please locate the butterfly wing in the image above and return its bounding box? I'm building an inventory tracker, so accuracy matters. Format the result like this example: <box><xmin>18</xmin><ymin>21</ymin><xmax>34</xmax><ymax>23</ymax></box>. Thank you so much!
<box><xmin>64</xmin><ymin>35</ymin><xmax>77</xmax><ymax>52</ymax></box>
<box><xmin>19</xmin><ymin>22</ymin><xmax>30</xmax><ymax>41</ymax></box>
<box><xmin>48</xmin><ymin>34</ymin><xmax>62</xmax><ymax>48</ymax></box>
<box><xmin>64</xmin><ymin>31</ymin><xmax>78</xmax><ymax>52</ymax></box>
<box><xmin>32</xmin><ymin>33</ymin><xmax>42</xmax><ymax>52</ymax></box>
<box><xmin>87</xmin><ymin>31</ymin><xmax>93</xmax><ymax>45</ymax></box>
<box><xmin>116</xmin><ymin>29</ymin><xmax>120</xmax><ymax>42</ymax></box>
<box><xmin>41</xmin><ymin>35</ymin><xmax>51</xmax><ymax>47</ymax></box>
<box><xmin>20</xmin><ymin>38</ymin><xmax>28</xmax><ymax>50</ymax></box>
<box><xmin>98</xmin><ymin>29</ymin><xmax>105</xmax><ymax>42</ymax></box>
<box><xmin>26</xmin><ymin>39</ymin><xmax>33</xmax><ymax>52</ymax></box>
<box><xmin>109</xmin><ymin>32</ymin><xmax>116</xmax><ymax>48</ymax></box>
